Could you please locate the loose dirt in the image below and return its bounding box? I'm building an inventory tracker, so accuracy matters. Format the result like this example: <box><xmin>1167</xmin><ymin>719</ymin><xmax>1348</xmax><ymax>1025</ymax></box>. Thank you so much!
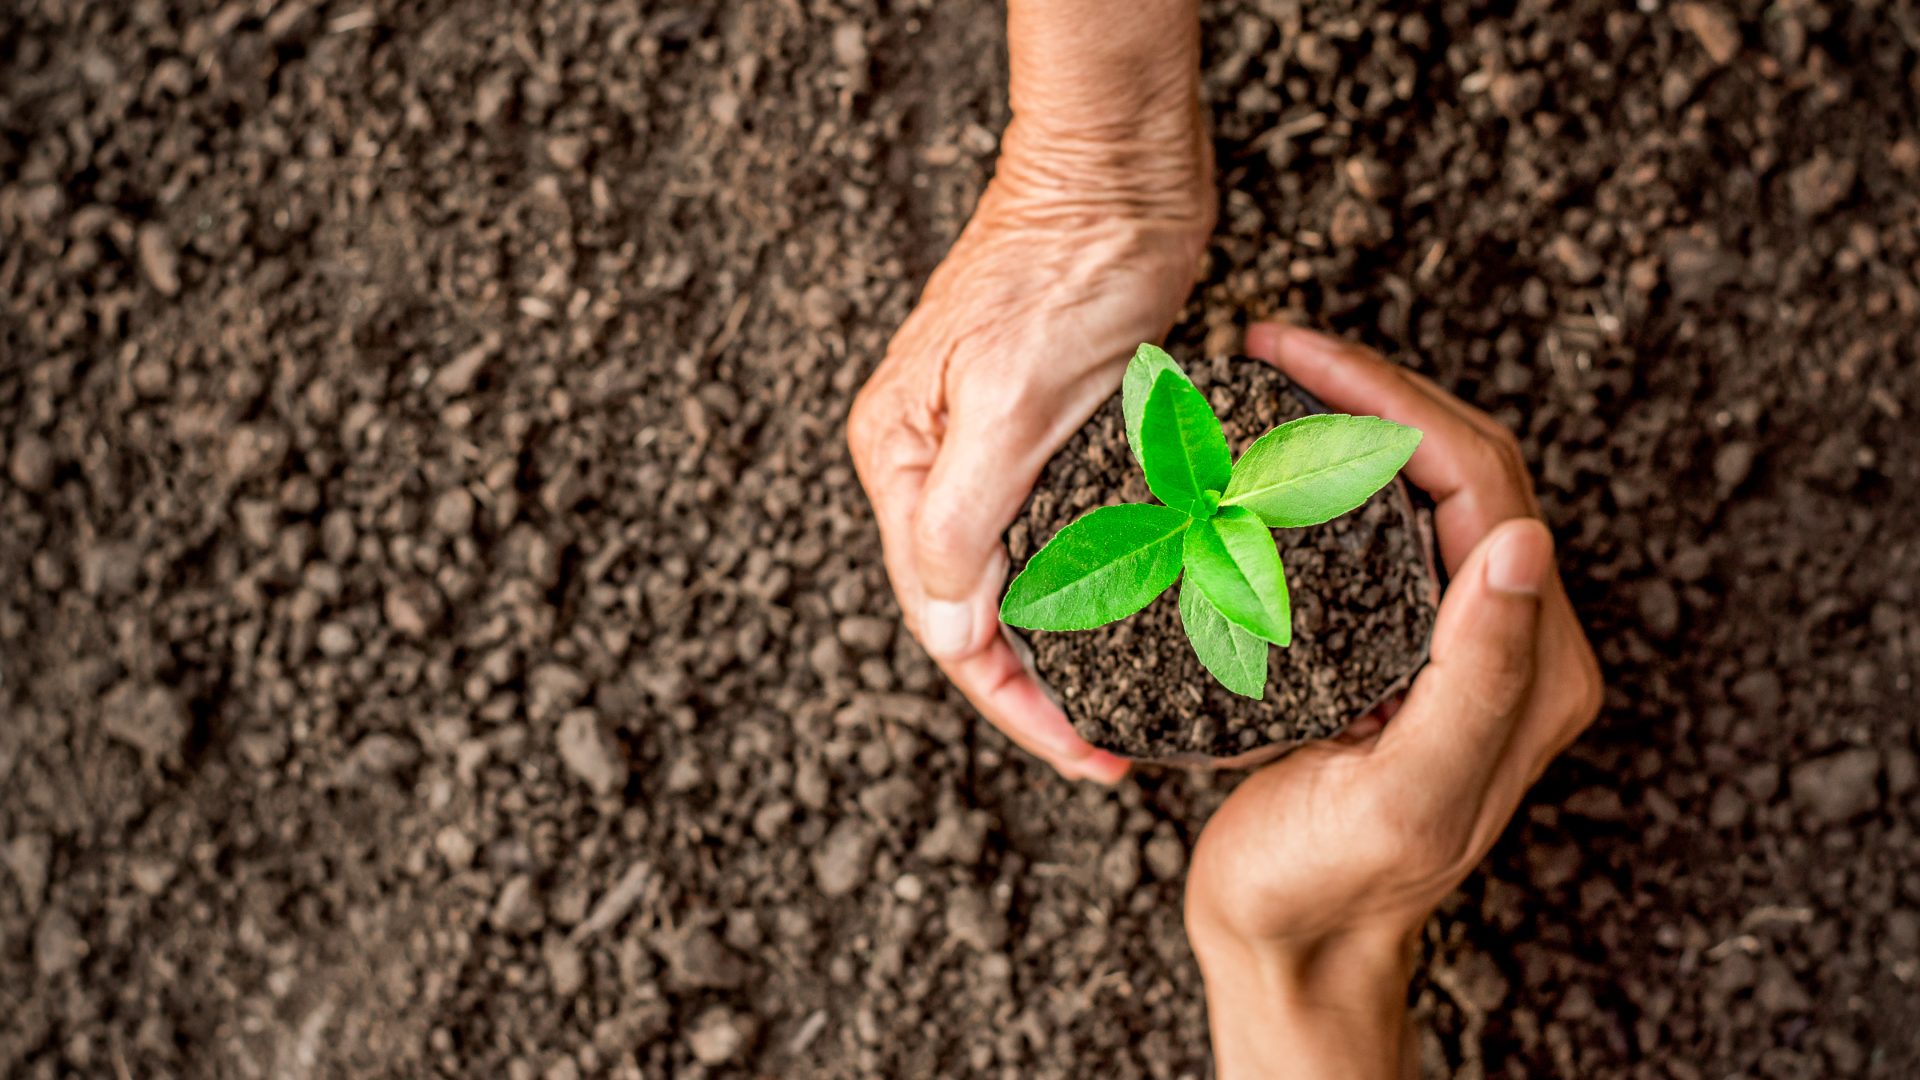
<box><xmin>3</xmin><ymin>1</ymin><xmax>1918</xmax><ymax>1077</ymax></box>
<box><xmin>1009</xmin><ymin>357</ymin><xmax>1437</xmax><ymax>762</ymax></box>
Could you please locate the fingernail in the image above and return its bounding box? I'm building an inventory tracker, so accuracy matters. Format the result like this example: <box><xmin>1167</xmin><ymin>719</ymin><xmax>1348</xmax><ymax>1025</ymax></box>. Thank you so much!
<box><xmin>1248</xmin><ymin>321</ymin><xmax>1345</xmax><ymax>367</ymax></box>
<box><xmin>984</xmin><ymin>547</ymin><xmax>1010</xmax><ymax>590</ymax></box>
<box><xmin>920</xmin><ymin>598</ymin><xmax>974</xmax><ymax>658</ymax></box>
<box><xmin>1485</xmin><ymin>522</ymin><xmax>1550</xmax><ymax>597</ymax></box>
<box><xmin>1245</xmin><ymin>322</ymin><xmax>1284</xmax><ymax>357</ymax></box>
<box><xmin>1066</xmin><ymin>751</ymin><xmax>1132</xmax><ymax>785</ymax></box>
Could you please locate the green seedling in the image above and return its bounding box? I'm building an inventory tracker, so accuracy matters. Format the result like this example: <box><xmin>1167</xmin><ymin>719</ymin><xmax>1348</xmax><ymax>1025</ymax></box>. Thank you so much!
<box><xmin>1000</xmin><ymin>343</ymin><xmax>1422</xmax><ymax>699</ymax></box>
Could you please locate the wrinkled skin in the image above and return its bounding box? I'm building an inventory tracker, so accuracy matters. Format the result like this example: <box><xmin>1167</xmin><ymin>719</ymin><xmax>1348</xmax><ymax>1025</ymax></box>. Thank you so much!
<box><xmin>846</xmin><ymin>119</ymin><xmax>1213</xmax><ymax>783</ymax></box>
<box><xmin>846</xmin><ymin>2</ymin><xmax>1604</xmax><ymax>1072</ymax></box>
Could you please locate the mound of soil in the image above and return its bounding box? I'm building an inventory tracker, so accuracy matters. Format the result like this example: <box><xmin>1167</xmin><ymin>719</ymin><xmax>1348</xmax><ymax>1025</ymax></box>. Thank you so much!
<box><xmin>1008</xmin><ymin>356</ymin><xmax>1437</xmax><ymax>762</ymax></box>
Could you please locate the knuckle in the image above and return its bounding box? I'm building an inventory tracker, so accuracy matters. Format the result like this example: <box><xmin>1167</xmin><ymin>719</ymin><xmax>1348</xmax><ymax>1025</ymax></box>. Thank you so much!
<box><xmin>949</xmin><ymin>373</ymin><xmax>1037</xmax><ymax>429</ymax></box>
<box><xmin>847</xmin><ymin>377</ymin><xmax>894</xmax><ymax>442</ymax></box>
<box><xmin>1458</xmin><ymin>635</ymin><xmax>1536</xmax><ymax>711</ymax></box>
<box><xmin>1490</xmin><ymin>641</ymin><xmax>1538</xmax><ymax>693</ymax></box>
<box><xmin>945</xmin><ymin>390</ymin><xmax>1068</xmax><ymax>475</ymax></box>
<box><xmin>913</xmin><ymin>496</ymin><xmax>972</xmax><ymax>561</ymax></box>
<box><xmin>1461</xmin><ymin>434</ymin><xmax>1511</xmax><ymax>484</ymax></box>
<box><xmin>845</xmin><ymin>387</ymin><xmax>880</xmax><ymax>460</ymax></box>
<box><xmin>1339</xmin><ymin>340</ymin><xmax>1386</xmax><ymax>366</ymax></box>
<box><xmin>1569</xmin><ymin>643</ymin><xmax>1605</xmax><ymax>728</ymax></box>
<box><xmin>1465</xmin><ymin>430</ymin><xmax>1538</xmax><ymax>505</ymax></box>
<box><xmin>846</xmin><ymin>376</ymin><xmax>933</xmax><ymax>483</ymax></box>
<box><xmin>1484</xmin><ymin>424</ymin><xmax>1526</xmax><ymax>467</ymax></box>
<box><xmin>1532</xmin><ymin>642</ymin><xmax>1604</xmax><ymax>770</ymax></box>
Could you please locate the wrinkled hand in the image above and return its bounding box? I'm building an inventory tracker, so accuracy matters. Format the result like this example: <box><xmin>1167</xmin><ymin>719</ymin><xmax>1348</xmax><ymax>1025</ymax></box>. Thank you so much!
<box><xmin>846</xmin><ymin>132</ymin><xmax>1212</xmax><ymax>783</ymax></box>
<box><xmin>1185</xmin><ymin>324</ymin><xmax>1604</xmax><ymax>1079</ymax></box>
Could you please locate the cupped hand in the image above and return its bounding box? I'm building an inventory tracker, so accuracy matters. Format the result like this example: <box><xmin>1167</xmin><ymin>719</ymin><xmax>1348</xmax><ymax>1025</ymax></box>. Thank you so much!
<box><xmin>846</xmin><ymin>130</ymin><xmax>1213</xmax><ymax>783</ymax></box>
<box><xmin>1184</xmin><ymin>323</ymin><xmax>1604</xmax><ymax>1078</ymax></box>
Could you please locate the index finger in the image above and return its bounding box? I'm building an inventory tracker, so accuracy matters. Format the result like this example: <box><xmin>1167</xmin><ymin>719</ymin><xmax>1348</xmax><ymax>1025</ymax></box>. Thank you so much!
<box><xmin>1248</xmin><ymin>323</ymin><xmax>1600</xmax><ymax>803</ymax></box>
<box><xmin>947</xmin><ymin>629</ymin><xmax>1133</xmax><ymax>784</ymax></box>
<box><xmin>851</xmin><ymin>415</ymin><xmax>1129</xmax><ymax>784</ymax></box>
<box><xmin>1244</xmin><ymin>322</ymin><xmax>1536</xmax><ymax>569</ymax></box>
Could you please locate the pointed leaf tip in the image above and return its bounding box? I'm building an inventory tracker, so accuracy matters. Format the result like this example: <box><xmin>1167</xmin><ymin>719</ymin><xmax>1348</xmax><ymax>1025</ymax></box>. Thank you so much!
<box><xmin>1222</xmin><ymin>414</ymin><xmax>1422</xmax><ymax>528</ymax></box>
<box><xmin>1000</xmin><ymin>503</ymin><xmax>1191</xmax><ymax>631</ymax></box>
<box><xmin>1122</xmin><ymin>344</ymin><xmax>1191</xmax><ymax>470</ymax></box>
<box><xmin>1138</xmin><ymin>372</ymin><xmax>1231</xmax><ymax>515</ymax></box>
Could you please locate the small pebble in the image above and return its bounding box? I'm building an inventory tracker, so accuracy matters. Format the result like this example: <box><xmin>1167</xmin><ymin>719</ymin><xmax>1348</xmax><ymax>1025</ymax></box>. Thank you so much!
<box><xmin>101</xmin><ymin>682</ymin><xmax>190</xmax><ymax>767</ymax></box>
<box><xmin>544</xmin><ymin>937</ymin><xmax>585</xmax><ymax>996</ymax></box>
<box><xmin>830</xmin><ymin>22</ymin><xmax>867</xmax><ymax>68</ymax></box>
<box><xmin>1488</xmin><ymin>70</ymin><xmax>1544</xmax><ymax>117</ymax></box>
<box><xmin>1101</xmin><ymin>839</ymin><xmax>1142</xmax><ymax>894</ymax></box>
<box><xmin>136</xmin><ymin>222</ymin><xmax>181</xmax><ymax>295</ymax></box>
<box><xmin>1637</xmin><ymin>580</ymin><xmax>1682</xmax><ymax>640</ymax></box>
<box><xmin>658</xmin><ymin>925</ymin><xmax>746</xmax><ymax>990</ymax></box>
<box><xmin>7</xmin><ymin>434</ymin><xmax>54</xmax><ymax>493</ymax></box>
<box><xmin>489</xmin><ymin>875</ymin><xmax>546</xmax><ymax>935</ymax></box>
<box><xmin>812</xmin><ymin>818</ymin><xmax>877</xmax><ymax>897</ymax></box>
<box><xmin>432</xmin><ymin>489</ymin><xmax>476</xmax><ymax>536</ymax></box>
<box><xmin>1548</xmin><ymin>235</ymin><xmax>1603</xmax><ymax>284</ymax></box>
<box><xmin>1674</xmin><ymin>2</ymin><xmax>1741</xmax><ymax>67</ymax></box>
<box><xmin>556</xmin><ymin>709</ymin><xmax>627</xmax><ymax>797</ymax></box>
<box><xmin>1712</xmin><ymin>441</ymin><xmax>1756</xmax><ymax>491</ymax></box>
<box><xmin>384</xmin><ymin>582</ymin><xmax>445</xmax><ymax>638</ymax></box>
<box><xmin>687</xmin><ymin>1007</ymin><xmax>750</xmax><ymax>1065</ymax></box>
<box><xmin>34</xmin><ymin>908</ymin><xmax>86</xmax><ymax>976</ymax></box>
<box><xmin>836</xmin><ymin>616</ymin><xmax>896</xmax><ymax>654</ymax></box>
<box><xmin>317</xmin><ymin>622</ymin><xmax>357</xmax><ymax>658</ymax></box>
<box><xmin>944</xmin><ymin>886</ymin><xmax>1008</xmax><ymax>952</ymax></box>
<box><xmin>1787</xmin><ymin>152</ymin><xmax>1857</xmax><ymax>219</ymax></box>
<box><xmin>1143</xmin><ymin>827</ymin><xmax>1187</xmax><ymax>881</ymax></box>
<box><xmin>1789</xmin><ymin>749</ymin><xmax>1882</xmax><ymax>825</ymax></box>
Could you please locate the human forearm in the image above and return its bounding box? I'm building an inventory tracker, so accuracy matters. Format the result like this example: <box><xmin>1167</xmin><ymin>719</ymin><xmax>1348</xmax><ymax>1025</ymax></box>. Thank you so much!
<box><xmin>999</xmin><ymin>0</ymin><xmax>1211</xmax><ymax>219</ymax></box>
<box><xmin>1007</xmin><ymin>0</ymin><xmax>1202</xmax><ymax>136</ymax></box>
<box><xmin>1191</xmin><ymin>924</ymin><xmax>1416</xmax><ymax>1080</ymax></box>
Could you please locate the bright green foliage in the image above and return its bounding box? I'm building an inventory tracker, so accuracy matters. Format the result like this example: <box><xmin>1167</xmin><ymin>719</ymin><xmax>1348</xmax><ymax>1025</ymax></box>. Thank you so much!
<box><xmin>1002</xmin><ymin>344</ymin><xmax>1421</xmax><ymax>699</ymax></box>
<box><xmin>1176</xmin><ymin>583</ymin><xmax>1268</xmax><ymax>698</ymax></box>
<box><xmin>1183</xmin><ymin>506</ymin><xmax>1292</xmax><ymax>646</ymax></box>
<box><xmin>1122</xmin><ymin>343</ymin><xmax>1186</xmax><ymax>467</ymax></box>
<box><xmin>998</xmin><ymin>504</ymin><xmax>1190</xmax><ymax>631</ymax></box>
<box><xmin>1138</xmin><ymin>374</ymin><xmax>1231</xmax><ymax>515</ymax></box>
<box><xmin>1222</xmin><ymin>414</ymin><xmax>1424</xmax><ymax>527</ymax></box>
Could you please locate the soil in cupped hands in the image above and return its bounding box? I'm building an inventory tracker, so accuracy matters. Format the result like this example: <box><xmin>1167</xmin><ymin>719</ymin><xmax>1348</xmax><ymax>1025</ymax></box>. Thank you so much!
<box><xmin>1006</xmin><ymin>355</ymin><xmax>1438</xmax><ymax>763</ymax></box>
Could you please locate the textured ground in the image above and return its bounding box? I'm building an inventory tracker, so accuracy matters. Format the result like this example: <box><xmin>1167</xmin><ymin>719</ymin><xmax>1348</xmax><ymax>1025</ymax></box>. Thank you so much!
<box><xmin>3</xmin><ymin>0</ymin><xmax>1919</xmax><ymax>1077</ymax></box>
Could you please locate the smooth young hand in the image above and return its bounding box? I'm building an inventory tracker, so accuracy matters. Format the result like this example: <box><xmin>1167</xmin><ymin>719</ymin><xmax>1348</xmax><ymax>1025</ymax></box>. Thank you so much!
<box><xmin>1185</xmin><ymin>324</ymin><xmax>1604</xmax><ymax>1079</ymax></box>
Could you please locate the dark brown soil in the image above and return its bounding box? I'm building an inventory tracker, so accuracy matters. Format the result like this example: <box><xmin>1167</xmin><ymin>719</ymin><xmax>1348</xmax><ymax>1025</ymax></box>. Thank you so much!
<box><xmin>5</xmin><ymin>1</ymin><xmax>1920</xmax><ymax>1077</ymax></box>
<box><xmin>1008</xmin><ymin>356</ymin><xmax>1437</xmax><ymax>762</ymax></box>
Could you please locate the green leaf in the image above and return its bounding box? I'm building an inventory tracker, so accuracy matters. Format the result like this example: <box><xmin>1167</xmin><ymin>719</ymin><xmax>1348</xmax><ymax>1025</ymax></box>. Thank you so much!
<box><xmin>1138</xmin><ymin>372</ymin><xmax>1231</xmax><ymax>515</ymax></box>
<box><xmin>1182</xmin><ymin>505</ymin><xmax>1292</xmax><ymax>645</ymax></box>
<box><xmin>1178</xmin><ymin>582</ymin><xmax>1269</xmax><ymax>698</ymax></box>
<box><xmin>1000</xmin><ymin>504</ymin><xmax>1190</xmax><ymax>631</ymax></box>
<box><xmin>1122</xmin><ymin>343</ymin><xmax>1190</xmax><ymax>468</ymax></box>
<box><xmin>1221</xmin><ymin>414</ymin><xmax>1423</xmax><ymax>528</ymax></box>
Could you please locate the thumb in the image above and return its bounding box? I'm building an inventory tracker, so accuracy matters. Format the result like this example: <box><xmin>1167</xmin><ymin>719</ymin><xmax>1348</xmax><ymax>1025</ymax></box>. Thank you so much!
<box><xmin>911</xmin><ymin>410</ymin><xmax>1047</xmax><ymax>660</ymax></box>
<box><xmin>1383</xmin><ymin>518</ymin><xmax>1553</xmax><ymax>776</ymax></box>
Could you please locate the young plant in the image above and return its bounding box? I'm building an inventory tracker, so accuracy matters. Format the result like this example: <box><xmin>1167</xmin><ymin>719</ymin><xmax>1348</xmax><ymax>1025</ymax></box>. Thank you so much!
<box><xmin>1000</xmin><ymin>344</ymin><xmax>1422</xmax><ymax>699</ymax></box>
